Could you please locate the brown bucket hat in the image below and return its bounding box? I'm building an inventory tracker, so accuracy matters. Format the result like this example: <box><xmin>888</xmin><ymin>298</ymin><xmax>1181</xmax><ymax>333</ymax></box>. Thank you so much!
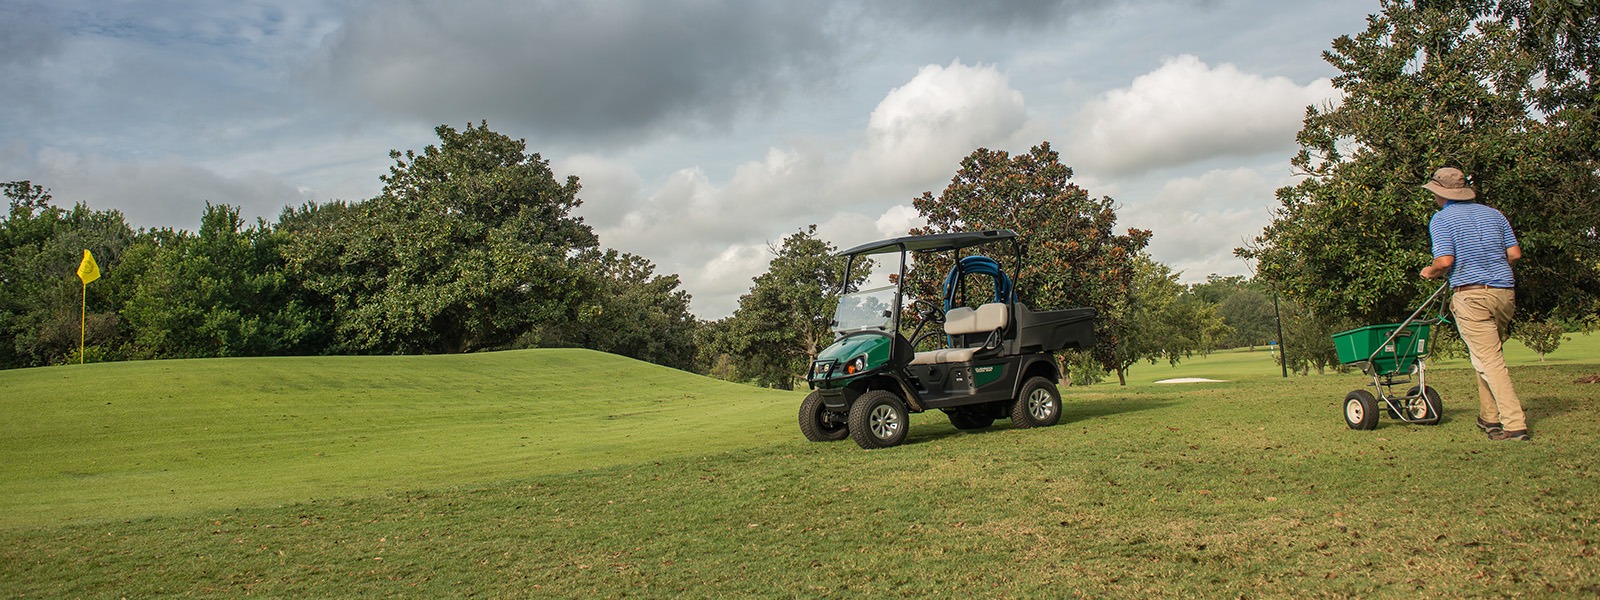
<box><xmin>1422</xmin><ymin>167</ymin><xmax>1476</xmax><ymax>201</ymax></box>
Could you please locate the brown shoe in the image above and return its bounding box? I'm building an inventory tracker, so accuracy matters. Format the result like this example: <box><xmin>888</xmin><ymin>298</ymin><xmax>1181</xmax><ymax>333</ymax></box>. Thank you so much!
<box><xmin>1488</xmin><ymin>429</ymin><xmax>1530</xmax><ymax>441</ymax></box>
<box><xmin>1476</xmin><ymin>417</ymin><xmax>1503</xmax><ymax>433</ymax></box>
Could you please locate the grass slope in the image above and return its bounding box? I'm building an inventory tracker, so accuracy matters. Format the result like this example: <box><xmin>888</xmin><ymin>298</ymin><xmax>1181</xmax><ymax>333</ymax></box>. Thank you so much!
<box><xmin>3</xmin><ymin>346</ymin><xmax>1598</xmax><ymax>596</ymax></box>
<box><xmin>0</xmin><ymin>349</ymin><xmax>796</xmax><ymax>526</ymax></box>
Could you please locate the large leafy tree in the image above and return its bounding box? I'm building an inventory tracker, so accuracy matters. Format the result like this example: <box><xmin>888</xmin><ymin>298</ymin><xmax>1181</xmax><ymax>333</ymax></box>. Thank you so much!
<box><xmin>906</xmin><ymin>143</ymin><xmax>1151</xmax><ymax>373</ymax></box>
<box><xmin>281</xmin><ymin>122</ymin><xmax>599</xmax><ymax>354</ymax></box>
<box><xmin>1242</xmin><ymin>0</ymin><xmax>1600</xmax><ymax>325</ymax></box>
<box><xmin>121</xmin><ymin>204</ymin><xmax>319</xmax><ymax>358</ymax></box>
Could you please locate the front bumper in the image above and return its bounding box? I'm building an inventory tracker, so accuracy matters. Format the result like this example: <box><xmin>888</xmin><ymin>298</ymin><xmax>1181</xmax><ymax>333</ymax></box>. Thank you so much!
<box><xmin>810</xmin><ymin>386</ymin><xmax>858</xmax><ymax>411</ymax></box>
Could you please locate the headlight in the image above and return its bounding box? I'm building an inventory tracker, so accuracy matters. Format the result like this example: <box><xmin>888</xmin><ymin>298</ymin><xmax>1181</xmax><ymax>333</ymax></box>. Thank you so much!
<box><xmin>844</xmin><ymin>355</ymin><xmax>867</xmax><ymax>375</ymax></box>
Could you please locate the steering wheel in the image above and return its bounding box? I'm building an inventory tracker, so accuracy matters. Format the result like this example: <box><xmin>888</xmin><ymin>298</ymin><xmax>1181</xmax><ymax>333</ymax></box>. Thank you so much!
<box><xmin>911</xmin><ymin>298</ymin><xmax>946</xmax><ymax>324</ymax></box>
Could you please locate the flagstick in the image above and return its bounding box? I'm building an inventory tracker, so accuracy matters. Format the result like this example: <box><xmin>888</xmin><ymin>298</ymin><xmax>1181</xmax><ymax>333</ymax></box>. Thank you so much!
<box><xmin>80</xmin><ymin>282</ymin><xmax>87</xmax><ymax>365</ymax></box>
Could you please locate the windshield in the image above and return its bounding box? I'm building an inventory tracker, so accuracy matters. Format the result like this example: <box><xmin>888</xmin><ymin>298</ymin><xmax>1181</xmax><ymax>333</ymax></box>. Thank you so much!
<box><xmin>832</xmin><ymin>284</ymin><xmax>897</xmax><ymax>333</ymax></box>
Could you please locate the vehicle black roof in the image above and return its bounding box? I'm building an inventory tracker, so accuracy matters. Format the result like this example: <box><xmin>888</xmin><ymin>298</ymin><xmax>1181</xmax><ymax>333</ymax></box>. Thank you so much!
<box><xmin>837</xmin><ymin>229</ymin><xmax>1018</xmax><ymax>256</ymax></box>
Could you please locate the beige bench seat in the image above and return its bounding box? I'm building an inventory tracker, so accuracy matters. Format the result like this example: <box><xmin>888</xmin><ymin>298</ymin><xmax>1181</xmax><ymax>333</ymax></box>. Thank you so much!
<box><xmin>910</xmin><ymin>303</ymin><xmax>1009</xmax><ymax>365</ymax></box>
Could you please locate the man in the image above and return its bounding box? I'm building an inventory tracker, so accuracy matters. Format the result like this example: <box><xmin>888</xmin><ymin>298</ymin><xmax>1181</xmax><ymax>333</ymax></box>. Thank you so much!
<box><xmin>1418</xmin><ymin>167</ymin><xmax>1528</xmax><ymax>441</ymax></box>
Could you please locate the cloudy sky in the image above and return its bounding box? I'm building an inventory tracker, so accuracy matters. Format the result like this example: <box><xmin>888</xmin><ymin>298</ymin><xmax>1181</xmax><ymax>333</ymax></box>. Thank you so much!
<box><xmin>1</xmin><ymin>0</ymin><xmax>1376</xmax><ymax>318</ymax></box>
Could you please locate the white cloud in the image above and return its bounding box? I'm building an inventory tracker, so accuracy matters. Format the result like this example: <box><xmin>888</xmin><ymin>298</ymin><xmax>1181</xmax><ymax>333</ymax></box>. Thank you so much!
<box><xmin>1123</xmin><ymin>166</ymin><xmax>1286</xmax><ymax>281</ymax></box>
<box><xmin>1069</xmin><ymin>54</ymin><xmax>1337</xmax><ymax>175</ymax></box>
<box><xmin>598</xmin><ymin>146</ymin><xmax>832</xmax><ymax>256</ymax></box>
<box><xmin>557</xmin><ymin>154</ymin><xmax>643</xmax><ymax>231</ymax></box>
<box><xmin>589</xmin><ymin>146</ymin><xmax>845</xmax><ymax>318</ymax></box>
<box><xmin>846</xmin><ymin>60</ymin><xmax>1029</xmax><ymax>192</ymax></box>
<box><xmin>681</xmin><ymin>243</ymin><xmax>773</xmax><ymax>318</ymax></box>
<box><xmin>875</xmin><ymin>204</ymin><xmax>925</xmax><ymax>239</ymax></box>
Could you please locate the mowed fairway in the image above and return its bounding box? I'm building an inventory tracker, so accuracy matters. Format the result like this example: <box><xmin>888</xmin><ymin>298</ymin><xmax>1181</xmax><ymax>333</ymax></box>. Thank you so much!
<box><xmin>3</xmin><ymin>343</ymin><xmax>1599</xmax><ymax>597</ymax></box>
<box><xmin>0</xmin><ymin>349</ymin><xmax>797</xmax><ymax>525</ymax></box>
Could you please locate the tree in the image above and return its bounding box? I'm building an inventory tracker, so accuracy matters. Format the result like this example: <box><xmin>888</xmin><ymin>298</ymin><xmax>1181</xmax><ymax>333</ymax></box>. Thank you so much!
<box><xmin>281</xmin><ymin>122</ymin><xmax>599</xmax><ymax>354</ymax></box>
<box><xmin>1189</xmin><ymin>274</ymin><xmax>1279</xmax><ymax>350</ymax></box>
<box><xmin>1497</xmin><ymin>0</ymin><xmax>1600</xmax><ymax>114</ymax></box>
<box><xmin>1216</xmin><ymin>288</ymin><xmax>1278</xmax><ymax>349</ymax></box>
<box><xmin>121</xmin><ymin>204</ymin><xmax>319</xmax><ymax>359</ymax></box>
<box><xmin>1105</xmin><ymin>256</ymin><xmax>1229</xmax><ymax>385</ymax></box>
<box><xmin>906</xmin><ymin>143</ymin><xmax>1151</xmax><ymax>374</ymax></box>
<box><xmin>1279</xmin><ymin>300</ymin><xmax>1345</xmax><ymax>376</ymax></box>
<box><xmin>710</xmin><ymin>226</ymin><xmax>855</xmax><ymax>389</ymax></box>
<box><xmin>548</xmin><ymin>249</ymin><xmax>700</xmax><ymax>371</ymax></box>
<box><xmin>1187</xmin><ymin>274</ymin><xmax>1252</xmax><ymax>305</ymax></box>
<box><xmin>1513</xmin><ymin>320</ymin><xmax>1568</xmax><ymax>362</ymax></box>
<box><xmin>1241</xmin><ymin>0</ymin><xmax>1600</xmax><ymax>327</ymax></box>
<box><xmin>1061</xmin><ymin>349</ymin><xmax>1106</xmax><ymax>387</ymax></box>
<box><xmin>0</xmin><ymin>181</ymin><xmax>137</xmax><ymax>367</ymax></box>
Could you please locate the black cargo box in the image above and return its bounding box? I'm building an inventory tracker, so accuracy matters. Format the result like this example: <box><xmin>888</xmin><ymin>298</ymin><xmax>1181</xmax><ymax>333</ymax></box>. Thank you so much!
<box><xmin>1013</xmin><ymin>302</ymin><xmax>1096</xmax><ymax>353</ymax></box>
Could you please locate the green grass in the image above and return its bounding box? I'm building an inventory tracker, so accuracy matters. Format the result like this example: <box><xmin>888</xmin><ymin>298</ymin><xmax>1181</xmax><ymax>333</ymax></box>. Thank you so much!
<box><xmin>0</xmin><ymin>349</ymin><xmax>794</xmax><ymax>526</ymax></box>
<box><xmin>3</xmin><ymin>346</ymin><xmax>1599</xmax><ymax>597</ymax></box>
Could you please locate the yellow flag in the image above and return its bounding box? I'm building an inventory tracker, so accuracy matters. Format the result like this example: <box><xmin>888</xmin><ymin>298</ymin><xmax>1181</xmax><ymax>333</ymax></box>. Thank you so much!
<box><xmin>77</xmin><ymin>249</ymin><xmax>100</xmax><ymax>285</ymax></box>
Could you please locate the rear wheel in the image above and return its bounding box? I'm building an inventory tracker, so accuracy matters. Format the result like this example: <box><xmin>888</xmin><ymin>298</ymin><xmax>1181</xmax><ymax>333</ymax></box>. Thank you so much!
<box><xmin>1403</xmin><ymin>386</ymin><xmax>1444</xmax><ymax>425</ymax></box>
<box><xmin>1344</xmin><ymin>389</ymin><xmax>1379</xmax><ymax>430</ymax></box>
<box><xmin>798</xmin><ymin>391</ymin><xmax>849</xmax><ymax>442</ymax></box>
<box><xmin>1011</xmin><ymin>377</ymin><xmax>1061</xmax><ymax>428</ymax></box>
<box><xmin>848</xmin><ymin>390</ymin><xmax>910</xmax><ymax>449</ymax></box>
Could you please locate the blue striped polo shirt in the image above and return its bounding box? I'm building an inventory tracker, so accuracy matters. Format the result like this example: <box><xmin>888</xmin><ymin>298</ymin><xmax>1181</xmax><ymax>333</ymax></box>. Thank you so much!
<box><xmin>1429</xmin><ymin>200</ymin><xmax>1518</xmax><ymax>288</ymax></box>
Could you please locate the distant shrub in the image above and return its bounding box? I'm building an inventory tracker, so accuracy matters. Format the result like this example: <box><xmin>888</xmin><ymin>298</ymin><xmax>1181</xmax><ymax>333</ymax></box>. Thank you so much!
<box><xmin>1515</xmin><ymin>321</ymin><xmax>1569</xmax><ymax>363</ymax></box>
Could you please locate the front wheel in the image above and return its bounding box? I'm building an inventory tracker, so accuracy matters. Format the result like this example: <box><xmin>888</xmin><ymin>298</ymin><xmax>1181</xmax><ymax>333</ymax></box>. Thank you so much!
<box><xmin>1011</xmin><ymin>377</ymin><xmax>1062</xmax><ymax>429</ymax></box>
<box><xmin>848</xmin><ymin>390</ymin><xmax>910</xmax><ymax>449</ymax></box>
<box><xmin>799</xmin><ymin>391</ymin><xmax>849</xmax><ymax>442</ymax></box>
<box><xmin>1403</xmin><ymin>386</ymin><xmax>1444</xmax><ymax>425</ymax></box>
<box><xmin>1344</xmin><ymin>389</ymin><xmax>1379</xmax><ymax>430</ymax></box>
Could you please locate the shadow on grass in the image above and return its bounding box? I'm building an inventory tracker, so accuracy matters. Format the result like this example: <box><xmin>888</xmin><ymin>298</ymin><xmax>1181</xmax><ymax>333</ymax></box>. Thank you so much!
<box><xmin>902</xmin><ymin>396</ymin><xmax>1178</xmax><ymax>446</ymax></box>
<box><xmin>1066</xmin><ymin>396</ymin><xmax>1178</xmax><ymax>420</ymax></box>
<box><xmin>1439</xmin><ymin>395</ymin><xmax>1574</xmax><ymax>430</ymax></box>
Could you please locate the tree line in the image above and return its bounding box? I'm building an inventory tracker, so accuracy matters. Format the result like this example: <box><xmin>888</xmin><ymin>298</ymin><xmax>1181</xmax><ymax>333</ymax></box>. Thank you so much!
<box><xmin>1</xmin><ymin>123</ymin><xmax>697</xmax><ymax>371</ymax></box>
<box><xmin>3</xmin><ymin>125</ymin><xmax>1267</xmax><ymax>384</ymax></box>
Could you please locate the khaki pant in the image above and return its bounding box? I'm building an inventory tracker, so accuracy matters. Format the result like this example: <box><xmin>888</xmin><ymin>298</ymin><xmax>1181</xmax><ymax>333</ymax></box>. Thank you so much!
<box><xmin>1451</xmin><ymin>288</ymin><xmax>1525</xmax><ymax>431</ymax></box>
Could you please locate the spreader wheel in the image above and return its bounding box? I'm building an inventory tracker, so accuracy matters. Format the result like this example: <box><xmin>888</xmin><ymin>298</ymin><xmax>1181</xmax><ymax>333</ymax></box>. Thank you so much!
<box><xmin>1404</xmin><ymin>386</ymin><xmax>1444</xmax><ymax>425</ymax></box>
<box><xmin>1344</xmin><ymin>389</ymin><xmax>1379</xmax><ymax>430</ymax></box>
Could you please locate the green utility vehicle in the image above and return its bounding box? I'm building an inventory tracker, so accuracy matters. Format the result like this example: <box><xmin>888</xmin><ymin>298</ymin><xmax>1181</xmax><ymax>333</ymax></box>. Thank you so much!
<box><xmin>799</xmin><ymin>230</ymin><xmax>1097</xmax><ymax>449</ymax></box>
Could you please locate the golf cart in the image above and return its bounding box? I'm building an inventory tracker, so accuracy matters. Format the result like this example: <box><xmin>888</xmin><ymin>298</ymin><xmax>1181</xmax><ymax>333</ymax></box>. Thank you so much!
<box><xmin>799</xmin><ymin>229</ymin><xmax>1097</xmax><ymax>449</ymax></box>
